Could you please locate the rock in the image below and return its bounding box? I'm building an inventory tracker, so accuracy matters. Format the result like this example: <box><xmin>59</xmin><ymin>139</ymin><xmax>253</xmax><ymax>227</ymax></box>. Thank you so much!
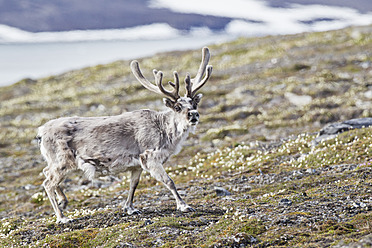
<box><xmin>279</xmin><ymin>199</ymin><xmax>292</xmax><ymax>206</ymax></box>
<box><xmin>24</xmin><ymin>184</ymin><xmax>37</xmax><ymax>190</ymax></box>
<box><xmin>143</xmin><ymin>219</ymin><xmax>153</xmax><ymax>226</ymax></box>
<box><xmin>321</xmin><ymin>117</ymin><xmax>372</xmax><ymax>134</ymax></box>
<box><xmin>178</xmin><ymin>190</ymin><xmax>187</xmax><ymax>196</ymax></box>
<box><xmin>364</xmin><ymin>90</ymin><xmax>372</xmax><ymax>99</ymax></box>
<box><xmin>292</xmin><ymin>170</ymin><xmax>303</xmax><ymax>176</ymax></box>
<box><xmin>214</xmin><ymin>187</ymin><xmax>231</xmax><ymax>196</ymax></box>
<box><xmin>334</xmin><ymin>234</ymin><xmax>372</xmax><ymax>248</ymax></box>
<box><xmin>312</xmin><ymin>118</ymin><xmax>372</xmax><ymax>145</ymax></box>
<box><xmin>306</xmin><ymin>168</ymin><xmax>316</xmax><ymax>174</ymax></box>
<box><xmin>284</xmin><ymin>92</ymin><xmax>312</xmax><ymax>107</ymax></box>
<box><xmin>352</xmin><ymin>202</ymin><xmax>367</xmax><ymax>208</ymax></box>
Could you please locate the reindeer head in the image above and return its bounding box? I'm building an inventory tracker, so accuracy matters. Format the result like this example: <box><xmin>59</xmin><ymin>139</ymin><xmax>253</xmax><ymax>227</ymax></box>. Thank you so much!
<box><xmin>130</xmin><ymin>47</ymin><xmax>213</xmax><ymax>126</ymax></box>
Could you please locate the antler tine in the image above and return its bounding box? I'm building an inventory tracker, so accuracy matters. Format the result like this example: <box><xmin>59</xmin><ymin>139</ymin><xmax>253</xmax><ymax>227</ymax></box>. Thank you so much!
<box><xmin>170</xmin><ymin>71</ymin><xmax>180</xmax><ymax>95</ymax></box>
<box><xmin>130</xmin><ymin>60</ymin><xmax>162</xmax><ymax>94</ymax></box>
<box><xmin>154</xmin><ymin>69</ymin><xmax>180</xmax><ymax>101</ymax></box>
<box><xmin>191</xmin><ymin>47</ymin><xmax>213</xmax><ymax>96</ymax></box>
<box><xmin>131</xmin><ymin>60</ymin><xmax>180</xmax><ymax>101</ymax></box>
<box><xmin>185</xmin><ymin>73</ymin><xmax>192</xmax><ymax>98</ymax></box>
<box><xmin>191</xmin><ymin>65</ymin><xmax>212</xmax><ymax>96</ymax></box>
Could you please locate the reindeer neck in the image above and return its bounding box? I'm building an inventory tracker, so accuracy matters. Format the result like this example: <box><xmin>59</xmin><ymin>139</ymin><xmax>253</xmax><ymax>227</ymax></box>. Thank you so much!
<box><xmin>159</xmin><ymin>110</ymin><xmax>191</xmax><ymax>147</ymax></box>
<box><xmin>161</xmin><ymin>110</ymin><xmax>188</xmax><ymax>134</ymax></box>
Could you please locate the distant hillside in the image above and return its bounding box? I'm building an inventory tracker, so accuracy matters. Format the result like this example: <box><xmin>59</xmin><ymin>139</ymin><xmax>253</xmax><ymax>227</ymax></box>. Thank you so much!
<box><xmin>265</xmin><ymin>0</ymin><xmax>372</xmax><ymax>12</ymax></box>
<box><xmin>0</xmin><ymin>0</ymin><xmax>231</xmax><ymax>32</ymax></box>
<box><xmin>0</xmin><ymin>0</ymin><xmax>371</xmax><ymax>32</ymax></box>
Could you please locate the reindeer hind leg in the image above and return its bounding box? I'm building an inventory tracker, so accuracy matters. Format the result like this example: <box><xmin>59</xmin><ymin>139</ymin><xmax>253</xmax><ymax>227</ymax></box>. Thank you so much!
<box><xmin>123</xmin><ymin>167</ymin><xmax>143</xmax><ymax>215</ymax></box>
<box><xmin>55</xmin><ymin>186</ymin><xmax>68</xmax><ymax>209</ymax></box>
<box><xmin>43</xmin><ymin>165</ymin><xmax>72</xmax><ymax>223</ymax></box>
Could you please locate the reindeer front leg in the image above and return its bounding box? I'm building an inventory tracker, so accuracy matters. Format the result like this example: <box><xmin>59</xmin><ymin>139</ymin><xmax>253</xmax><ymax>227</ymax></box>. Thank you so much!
<box><xmin>140</xmin><ymin>150</ymin><xmax>195</xmax><ymax>212</ymax></box>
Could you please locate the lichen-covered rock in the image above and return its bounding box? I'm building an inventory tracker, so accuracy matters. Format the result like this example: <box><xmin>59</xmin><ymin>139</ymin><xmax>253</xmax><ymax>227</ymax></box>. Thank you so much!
<box><xmin>312</xmin><ymin>117</ymin><xmax>372</xmax><ymax>145</ymax></box>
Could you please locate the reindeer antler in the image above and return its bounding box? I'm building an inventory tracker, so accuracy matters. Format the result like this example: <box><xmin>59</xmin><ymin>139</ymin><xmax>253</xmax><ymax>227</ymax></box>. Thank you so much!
<box><xmin>131</xmin><ymin>47</ymin><xmax>212</xmax><ymax>101</ymax></box>
<box><xmin>131</xmin><ymin>60</ymin><xmax>180</xmax><ymax>101</ymax></box>
<box><xmin>185</xmin><ymin>47</ymin><xmax>213</xmax><ymax>98</ymax></box>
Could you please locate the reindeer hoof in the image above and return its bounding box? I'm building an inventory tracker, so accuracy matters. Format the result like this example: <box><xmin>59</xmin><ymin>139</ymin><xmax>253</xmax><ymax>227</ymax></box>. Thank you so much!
<box><xmin>184</xmin><ymin>206</ymin><xmax>196</xmax><ymax>212</ymax></box>
<box><xmin>56</xmin><ymin>217</ymin><xmax>72</xmax><ymax>224</ymax></box>
<box><xmin>125</xmin><ymin>207</ymin><xmax>142</xmax><ymax>215</ymax></box>
<box><xmin>129</xmin><ymin>209</ymin><xmax>142</xmax><ymax>215</ymax></box>
<box><xmin>178</xmin><ymin>205</ymin><xmax>195</xmax><ymax>212</ymax></box>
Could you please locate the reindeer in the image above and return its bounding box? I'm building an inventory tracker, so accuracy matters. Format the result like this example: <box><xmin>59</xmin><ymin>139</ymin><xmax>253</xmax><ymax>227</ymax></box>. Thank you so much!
<box><xmin>37</xmin><ymin>47</ymin><xmax>212</xmax><ymax>223</ymax></box>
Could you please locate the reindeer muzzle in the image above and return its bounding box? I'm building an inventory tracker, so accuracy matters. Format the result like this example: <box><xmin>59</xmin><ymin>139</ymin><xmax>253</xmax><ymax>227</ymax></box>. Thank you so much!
<box><xmin>188</xmin><ymin>110</ymin><xmax>199</xmax><ymax>125</ymax></box>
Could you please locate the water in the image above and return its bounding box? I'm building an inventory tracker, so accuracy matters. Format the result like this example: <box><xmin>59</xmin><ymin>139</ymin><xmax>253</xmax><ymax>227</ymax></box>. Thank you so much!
<box><xmin>0</xmin><ymin>34</ymin><xmax>232</xmax><ymax>87</ymax></box>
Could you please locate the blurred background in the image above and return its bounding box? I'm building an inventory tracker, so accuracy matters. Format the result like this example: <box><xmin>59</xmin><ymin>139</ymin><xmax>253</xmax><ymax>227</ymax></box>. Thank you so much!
<box><xmin>1</xmin><ymin>0</ymin><xmax>371</xmax><ymax>87</ymax></box>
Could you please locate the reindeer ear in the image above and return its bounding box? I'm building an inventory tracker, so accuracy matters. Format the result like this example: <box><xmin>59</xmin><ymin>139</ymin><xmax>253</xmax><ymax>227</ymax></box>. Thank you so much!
<box><xmin>163</xmin><ymin>98</ymin><xmax>175</xmax><ymax>109</ymax></box>
<box><xmin>193</xmin><ymin>93</ymin><xmax>203</xmax><ymax>105</ymax></box>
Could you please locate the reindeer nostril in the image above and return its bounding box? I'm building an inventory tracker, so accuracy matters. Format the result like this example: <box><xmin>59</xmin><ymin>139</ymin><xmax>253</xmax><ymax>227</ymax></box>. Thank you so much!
<box><xmin>188</xmin><ymin>111</ymin><xmax>199</xmax><ymax>119</ymax></box>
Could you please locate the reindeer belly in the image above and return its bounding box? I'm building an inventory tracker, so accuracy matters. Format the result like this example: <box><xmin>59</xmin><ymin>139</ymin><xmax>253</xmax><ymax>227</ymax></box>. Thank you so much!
<box><xmin>76</xmin><ymin>149</ymin><xmax>142</xmax><ymax>178</ymax></box>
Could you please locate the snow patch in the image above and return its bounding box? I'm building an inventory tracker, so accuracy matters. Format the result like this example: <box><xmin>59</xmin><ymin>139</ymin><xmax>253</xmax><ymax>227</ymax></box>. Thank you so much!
<box><xmin>0</xmin><ymin>23</ymin><xmax>180</xmax><ymax>44</ymax></box>
<box><xmin>150</xmin><ymin>0</ymin><xmax>372</xmax><ymax>36</ymax></box>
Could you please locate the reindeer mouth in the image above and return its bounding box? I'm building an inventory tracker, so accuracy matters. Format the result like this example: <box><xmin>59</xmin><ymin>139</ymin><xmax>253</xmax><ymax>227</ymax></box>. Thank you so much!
<box><xmin>190</xmin><ymin>119</ymin><xmax>199</xmax><ymax>125</ymax></box>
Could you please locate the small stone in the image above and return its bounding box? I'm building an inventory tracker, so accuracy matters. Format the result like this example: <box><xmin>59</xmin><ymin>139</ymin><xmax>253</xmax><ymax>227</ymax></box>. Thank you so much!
<box><xmin>178</xmin><ymin>190</ymin><xmax>187</xmax><ymax>196</ymax></box>
<box><xmin>284</xmin><ymin>92</ymin><xmax>312</xmax><ymax>107</ymax></box>
<box><xmin>279</xmin><ymin>199</ymin><xmax>292</xmax><ymax>206</ymax></box>
<box><xmin>144</xmin><ymin>219</ymin><xmax>153</xmax><ymax>226</ymax></box>
<box><xmin>214</xmin><ymin>186</ymin><xmax>231</xmax><ymax>196</ymax></box>
<box><xmin>352</xmin><ymin>202</ymin><xmax>366</xmax><ymax>208</ymax></box>
<box><xmin>24</xmin><ymin>184</ymin><xmax>37</xmax><ymax>190</ymax></box>
<box><xmin>306</xmin><ymin>168</ymin><xmax>316</xmax><ymax>174</ymax></box>
<box><xmin>364</xmin><ymin>90</ymin><xmax>372</xmax><ymax>99</ymax></box>
<box><xmin>293</xmin><ymin>170</ymin><xmax>303</xmax><ymax>176</ymax></box>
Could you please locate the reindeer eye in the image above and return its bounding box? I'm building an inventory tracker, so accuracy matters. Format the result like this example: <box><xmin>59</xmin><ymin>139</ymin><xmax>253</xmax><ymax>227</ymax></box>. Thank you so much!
<box><xmin>174</xmin><ymin>105</ymin><xmax>182</xmax><ymax>112</ymax></box>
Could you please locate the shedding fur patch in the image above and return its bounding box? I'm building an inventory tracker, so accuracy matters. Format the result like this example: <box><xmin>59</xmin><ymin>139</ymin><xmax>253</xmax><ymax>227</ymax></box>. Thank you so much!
<box><xmin>78</xmin><ymin>161</ymin><xmax>96</xmax><ymax>181</ymax></box>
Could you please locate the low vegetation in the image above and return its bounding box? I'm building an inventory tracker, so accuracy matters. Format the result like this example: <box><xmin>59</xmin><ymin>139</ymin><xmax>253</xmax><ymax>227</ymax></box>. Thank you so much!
<box><xmin>0</xmin><ymin>25</ymin><xmax>371</xmax><ymax>247</ymax></box>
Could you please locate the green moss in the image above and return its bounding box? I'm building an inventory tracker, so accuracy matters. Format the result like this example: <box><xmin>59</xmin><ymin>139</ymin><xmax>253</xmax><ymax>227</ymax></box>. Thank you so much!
<box><xmin>240</xmin><ymin>219</ymin><xmax>266</xmax><ymax>235</ymax></box>
<box><xmin>42</xmin><ymin>228</ymin><xmax>100</xmax><ymax>248</ymax></box>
